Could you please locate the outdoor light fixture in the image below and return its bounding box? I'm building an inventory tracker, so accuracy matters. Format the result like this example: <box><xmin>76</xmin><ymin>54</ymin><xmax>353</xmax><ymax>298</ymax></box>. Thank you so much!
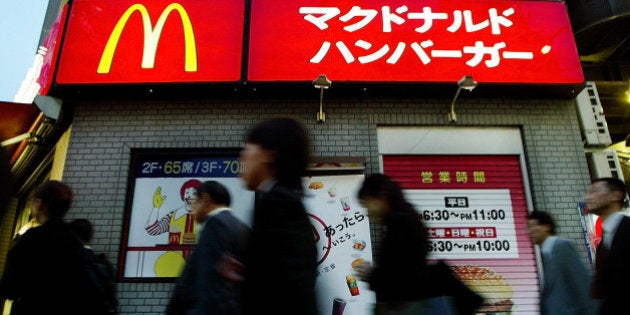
<box><xmin>313</xmin><ymin>74</ymin><xmax>331</xmax><ymax>123</ymax></box>
<box><xmin>448</xmin><ymin>75</ymin><xmax>478</xmax><ymax>123</ymax></box>
<box><xmin>34</xmin><ymin>95</ymin><xmax>63</xmax><ymax>120</ymax></box>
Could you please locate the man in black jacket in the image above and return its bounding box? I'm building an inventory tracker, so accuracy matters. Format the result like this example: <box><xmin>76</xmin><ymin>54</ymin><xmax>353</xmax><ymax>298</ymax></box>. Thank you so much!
<box><xmin>0</xmin><ymin>180</ymin><xmax>101</xmax><ymax>315</ymax></box>
<box><xmin>587</xmin><ymin>177</ymin><xmax>630</xmax><ymax>315</ymax></box>
<box><xmin>167</xmin><ymin>181</ymin><xmax>249</xmax><ymax>315</ymax></box>
<box><xmin>239</xmin><ymin>118</ymin><xmax>318</xmax><ymax>315</ymax></box>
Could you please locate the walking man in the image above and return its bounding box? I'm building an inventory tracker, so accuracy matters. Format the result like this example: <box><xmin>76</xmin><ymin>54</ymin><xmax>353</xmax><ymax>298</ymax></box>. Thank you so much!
<box><xmin>527</xmin><ymin>210</ymin><xmax>596</xmax><ymax>315</ymax></box>
<box><xmin>587</xmin><ymin>177</ymin><xmax>630</xmax><ymax>315</ymax></box>
<box><xmin>167</xmin><ymin>180</ymin><xmax>250</xmax><ymax>315</ymax></box>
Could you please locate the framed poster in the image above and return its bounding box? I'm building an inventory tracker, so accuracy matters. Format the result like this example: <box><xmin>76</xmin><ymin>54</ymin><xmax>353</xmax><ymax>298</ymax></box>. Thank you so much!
<box><xmin>303</xmin><ymin>174</ymin><xmax>375</xmax><ymax>315</ymax></box>
<box><xmin>120</xmin><ymin>148</ymin><xmax>255</xmax><ymax>281</ymax></box>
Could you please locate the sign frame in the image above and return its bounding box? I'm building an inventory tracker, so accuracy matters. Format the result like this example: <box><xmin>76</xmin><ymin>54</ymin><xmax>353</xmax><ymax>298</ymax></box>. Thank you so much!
<box><xmin>119</xmin><ymin>148</ymin><xmax>254</xmax><ymax>282</ymax></box>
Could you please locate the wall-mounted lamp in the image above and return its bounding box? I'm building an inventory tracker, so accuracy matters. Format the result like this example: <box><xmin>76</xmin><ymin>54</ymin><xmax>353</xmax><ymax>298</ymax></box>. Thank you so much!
<box><xmin>313</xmin><ymin>74</ymin><xmax>331</xmax><ymax>123</ymax></box>
<box><xmin>34</xmin><ymin>95</ymin><xmax>63</xmax><ymax>120</ymax></box>
<box><xmin>448</xmin><ymin>75</ymin><xmax>478</xmax><ymax>123</ymax></box>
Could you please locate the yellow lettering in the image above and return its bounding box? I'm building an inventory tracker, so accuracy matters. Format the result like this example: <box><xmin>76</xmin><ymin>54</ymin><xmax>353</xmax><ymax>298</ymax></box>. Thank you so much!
<box><xmin>97</xmin><ymin>3</ymin><xmax>197</xmax><ymax>74</ymax></box>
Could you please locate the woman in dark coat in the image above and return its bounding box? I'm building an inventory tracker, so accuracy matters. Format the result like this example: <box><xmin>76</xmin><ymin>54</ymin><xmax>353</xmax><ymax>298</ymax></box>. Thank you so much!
<box><xmin>356</xmin><ymin>173</ymin><xmax>431</xmax><ymax>314</ymax></box>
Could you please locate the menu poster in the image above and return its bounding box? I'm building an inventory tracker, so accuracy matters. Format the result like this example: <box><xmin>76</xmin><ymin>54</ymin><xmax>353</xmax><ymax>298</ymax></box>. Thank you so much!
<box><xmin>302</xmin><ymin>174</ymin><xmax>376</xmax><ymax>315</ymax></box>
<box><xmin>384</xmin><ymin>154</ymin><xmax>539</xmax><ymax>315</ymax></box>
<box><xmin>122</xmin><ymin>152</ymin><xmax>254</xmax><ymax>279</ymax></box>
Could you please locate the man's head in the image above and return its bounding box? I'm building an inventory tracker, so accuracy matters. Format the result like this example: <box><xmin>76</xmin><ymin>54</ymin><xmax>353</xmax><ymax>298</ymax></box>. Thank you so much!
<box><xmin>69</xmin><ymin>218</ymin><xmax>93</xmax><ymax>245</ymax></box>
<box><xmin>190</xmin><ymin>181</ymin><xmax>231</xmax><ymax>223</ymax></box>
<box><xmin>241</xmin><ymin>118</ymin><xmax>310</xmax><ymax>191</ymax></box>
<box><xmin>32</xmin><ymin>180</ymin><xmax>73</xmax><ymax>223</ymax></box>
<box><xmin>585</xmin><ymin>177</ymin><xmax>627</xmax><ymax>218</ymax></box>
<box><xmin>527</xmin><ymin>210</ymin><xmax>556</xmax><ymax>245</ymax></box>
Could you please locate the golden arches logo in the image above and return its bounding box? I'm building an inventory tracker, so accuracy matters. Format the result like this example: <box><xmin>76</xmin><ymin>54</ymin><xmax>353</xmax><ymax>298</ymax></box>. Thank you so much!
<box><xmin>97</xmin><ymin>3</ymin><xmax>197</xmax><ymax>74</ymax></box>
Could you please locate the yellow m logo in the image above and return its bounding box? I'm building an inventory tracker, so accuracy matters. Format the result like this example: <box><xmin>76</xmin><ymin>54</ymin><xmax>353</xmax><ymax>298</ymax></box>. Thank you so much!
<box><xmin>97</xmin><ymin>3</ymin><xmax>197</xmax><ymax>74</ymax></box>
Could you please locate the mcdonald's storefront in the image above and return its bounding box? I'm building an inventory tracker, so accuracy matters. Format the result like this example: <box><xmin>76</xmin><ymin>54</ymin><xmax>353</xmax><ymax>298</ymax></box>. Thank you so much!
<box><xmin>1</xmin><ymin>0</ymin><xmax>600</xmax><ymax>314</ymax></box>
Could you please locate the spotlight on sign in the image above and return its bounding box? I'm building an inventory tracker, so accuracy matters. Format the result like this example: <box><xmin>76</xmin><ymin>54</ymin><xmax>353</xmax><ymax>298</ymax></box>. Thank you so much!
<box><xmin>313</xmin><ymin>74</ymin><xmax>332</xmax><ymax>123</ymax></box>
<box><xmin>448</xmin><ymin>75</ymin><xmax>478</xmax><ymax>124</ymax></box>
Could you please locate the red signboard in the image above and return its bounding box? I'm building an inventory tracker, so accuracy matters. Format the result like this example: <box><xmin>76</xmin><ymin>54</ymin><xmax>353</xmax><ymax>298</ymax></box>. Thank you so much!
<box><xmin>56</xmin><ymin>0</ymin><xmax>245</xmax><ymax>84</ymax></box>
<box><xmin>38</xmin><ymin>4</ymin><xmax>68</xmax><ymax>95</ymax></box>
<box><xmin>248</xmin><ymin>0</ymin><xmax>583</xmax><ymax>84</ymax></box>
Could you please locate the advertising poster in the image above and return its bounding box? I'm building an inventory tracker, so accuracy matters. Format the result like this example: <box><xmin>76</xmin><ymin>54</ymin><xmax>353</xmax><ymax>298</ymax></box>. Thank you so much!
<box><xmin>303</xmin><ymin>174</ymin><xmax>376</xmax><ymax>315</ymax></box>
<box><xmin>384</xmin><ymin>154</ymin><xmax>539</xmax><ymax>315</ymax></box>
<box><xmin>122</xmin><ymin>151</ymin><xmax>254</xmax><ymax>279</ymax></box>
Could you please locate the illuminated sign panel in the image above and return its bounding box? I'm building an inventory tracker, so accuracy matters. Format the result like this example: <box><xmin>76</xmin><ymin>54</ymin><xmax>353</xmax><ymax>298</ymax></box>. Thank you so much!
<box><xmin>248</xmin><ymin>0</ymin><xmax>583</xmax><ymax>84</ymax></box>
<box><xmin>56</xmin><ymin>0</ymin><xmax>245</xmax><ymax>84</ymax></box>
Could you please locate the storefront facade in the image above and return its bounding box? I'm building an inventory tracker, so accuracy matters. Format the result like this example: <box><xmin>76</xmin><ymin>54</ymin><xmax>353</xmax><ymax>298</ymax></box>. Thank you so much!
<box><xmin>1</xmin><ymin>0</ymin><xmax>607</xmax><ymax>314</ymax></box>
<box><xmin>55</xmin><ymin>93</ymin><xmax>590</xmax><ymax>314</ymax></box>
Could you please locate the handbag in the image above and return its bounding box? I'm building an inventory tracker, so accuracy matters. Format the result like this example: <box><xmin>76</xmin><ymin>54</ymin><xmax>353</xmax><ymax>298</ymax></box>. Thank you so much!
<box><xmin>427</xmin><ymin>261</ymin><xmax>484</xmax><ymax>315</ymax></box>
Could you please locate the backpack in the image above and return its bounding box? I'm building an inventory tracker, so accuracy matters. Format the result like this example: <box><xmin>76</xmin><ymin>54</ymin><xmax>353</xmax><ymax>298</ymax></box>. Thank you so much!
<box><xmin>84</xmin><ymin>249</ymin><xmax>118</xmax><ymax>314</ymax></box>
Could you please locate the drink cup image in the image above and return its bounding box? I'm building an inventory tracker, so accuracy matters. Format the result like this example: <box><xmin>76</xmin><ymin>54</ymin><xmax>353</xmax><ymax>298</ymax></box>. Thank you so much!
<box><xmin>346</xmin><ymin>275</ymin><xmax>360</xmax><ymax>296</ymax></box>
<box><xmin>332</xmin><ymin>297</ymin><xmax>347</xmax><ymax>315</ymax></box>
<box><xmin>340</xmin><ymin>197</ymin><xmax>351</xmax><ymax>211</ymax></box>
<box><xmin>327</xmin><ymin>186</ymin><xmax>337</xmax><ymax>198</ymax></box>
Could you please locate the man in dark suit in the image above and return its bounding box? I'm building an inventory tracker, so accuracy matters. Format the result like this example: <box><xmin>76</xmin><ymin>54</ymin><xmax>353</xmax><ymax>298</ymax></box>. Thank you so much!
<box><xmin>239</xmin><ymin>118</ymin><xmax>318</xmax><ymax>315</ymax></box>
<box><xmin>587</xmin><ymin>177</ymin><xmax>630</xmax><ymax>315</ymax></box>
<box><xmin>528</xmin><ymin>210</ymin><xmax>596</xmax><ymax>315</ymax></box>
<box><xmin>0</xmin><ymin>180</ymin><xmax>101</xmax><ymax>315</ymax></box>
<box><xmin>167</xmin><ymin>180</ymin><xmax>250</xmax><ymax>315</ymax></box>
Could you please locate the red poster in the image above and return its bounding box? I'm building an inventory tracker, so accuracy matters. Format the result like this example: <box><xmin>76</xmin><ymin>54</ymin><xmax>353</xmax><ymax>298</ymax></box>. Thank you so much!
<box><xmin>56</xmin><ymin>0</ymin><xmax>245</xmax><ymax>84</ymax></box>
<box><xmin>248</xmin><ymin>0</ymin><xmax>583</xmax><ymax>84</ymax></box>
<box><xmin>384</xmin><ymin>155</ymin><xmax>539</xmax><ymax>314</ymax></box>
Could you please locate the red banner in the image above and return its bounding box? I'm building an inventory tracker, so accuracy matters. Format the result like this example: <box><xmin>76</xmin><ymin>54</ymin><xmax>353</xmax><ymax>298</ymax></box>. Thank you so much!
<box><xmin>56</xmin><ymin>0</ymin><xmax>245</xmax><ymax>84</ymax></box>
<box><xmin>248</xmin><ymin>0</ymin><xmax>583</xmax><ymax>84</ymax></box>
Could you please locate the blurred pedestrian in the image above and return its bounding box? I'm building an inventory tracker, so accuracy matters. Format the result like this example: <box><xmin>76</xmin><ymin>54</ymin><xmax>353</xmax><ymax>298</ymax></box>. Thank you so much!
<box><xmin>587</xmin><ymin>177</ymin><xmax>630</xmax><ymax>315</ymax></box>
<box><xmin>69</xmin><ymin>218</ymin><xmax>118</xmax><ymax>314</ymax></box>
<box><xmin>355</xmin><ymin>173</ymin><xmax>434</xmax><ymax>314</ymax></box>
<box><xmin>167</xmin><ymin>180</ymin><xmax>250</xmax><ymax>315</ymax></box>
<box><xmin>239</xmin><ymin>118</ymin><xmax>318</xmax><ymax>315</ymax></box>
<box><xmin>0</xmin><ymin>180</ymin><xmax>101</xmax><ymax>315</ymax></box>
<box><xmin>356</xmin><ymin>173</ymin><xmax>481</xmax><ymax>315</ymax></box>
<box><xmin>527</xmin><ymin>210</ymin><xmax>596</xmax><ymax>315</ymax></box>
